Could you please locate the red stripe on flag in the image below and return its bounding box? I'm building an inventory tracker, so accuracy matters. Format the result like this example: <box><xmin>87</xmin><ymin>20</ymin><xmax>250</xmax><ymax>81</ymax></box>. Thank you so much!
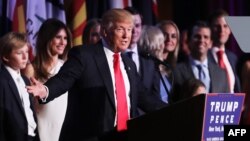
<box><xmin>73</xmin><ymin>0</ymin><xmax>84</xmax><ymax>15</ymax></box>
<box><xmin>12</xmin><ymin>0</ymin><xmax>26</xmax><ymax>32</ymax></box>
<box><xmin>72</xmin><ymin>0</ymin><xmax>87</xmax><ymax>46</ymax></box>
<box><xmin>73</xmin><ymin>20</ymin><xmax>86</xmax><ymax>38</ymax></box>
<box><xmin>123</xmin><ymin>0</ymin><xmax>129</xmax><ymax>7</ymax></box>
<box><xmin>28</xmin><ymin>45</ymin><xmax>34</xmax><ymax>62</ymax></box>
<box><xmin>12</xmin><ymin>1</ymin><xmax>19</xmax><ymax>31</ymax></box>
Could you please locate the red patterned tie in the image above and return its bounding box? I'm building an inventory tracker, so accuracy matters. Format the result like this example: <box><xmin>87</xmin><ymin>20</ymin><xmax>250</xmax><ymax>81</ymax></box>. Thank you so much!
<box><xmin>113</xmin><ymin>53</ymin><xmax>129</xmax><ymax>131</ymax></box>
<box><xmin>217</xmin><ymin>50</ymin><xmax>231</xmax><ymax>90</ymax></box>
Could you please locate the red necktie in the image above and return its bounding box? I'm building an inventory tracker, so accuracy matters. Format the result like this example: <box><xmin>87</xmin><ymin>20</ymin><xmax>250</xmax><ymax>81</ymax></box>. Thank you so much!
<box><xmin>216</xmin><ymin>50</ymin><xmax>231</xmax><ymax>90</ymax></box>
<box><xmin>113</xmin><ymin>53</ymin><xmax>129</xmax><ymax>131</ymax></box>
<box><xmin>217</xmin><ymin>50</ymin><xmax>226</xmax><ymax>69</ymax></box>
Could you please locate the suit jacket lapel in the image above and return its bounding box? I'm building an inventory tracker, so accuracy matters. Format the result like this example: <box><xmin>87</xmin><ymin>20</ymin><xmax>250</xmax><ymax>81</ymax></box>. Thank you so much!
<box><xmin>208</xmin><ymin>61</ymin><xmax>219</xmax><ymax>92</ymax></box>
<box><xmin>94</xmin><ymin>45</ymin><xmax>115</xmax><ymax>109</ymax></box>
<box><xmin>121</xmin><ymin>54</ymin><xmax>136</xmax><ymax>111</ymax></box>
<box><xmin>2</xmin><ymin>67</ymin><xmax>26</xmax><ymax>115</ymax></box>
<box><xmin>185</xmin><ymin>61</ymin><xmax>195</xmax><ymax>78</ymax></box>
<box><xmin>8</xmin><ymin>80</ymin><xmax>25</xmax><ymax>112</ymax></box>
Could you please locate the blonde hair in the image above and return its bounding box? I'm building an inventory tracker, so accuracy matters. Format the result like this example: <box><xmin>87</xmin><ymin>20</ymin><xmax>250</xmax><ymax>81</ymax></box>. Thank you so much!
<box><xmin>157</xmin><ymin>20</ymin><xmax>180</xmax><ymax>68</ymax></box>
<box><xmin>0</xmin><ymin>32</ymin><xmax>27</xmax><ymax>62</ymax></box>
<box><xmin>101</xmin><ymin>9</ymin><xmax>133</xmax><ymax>34</ymax></box>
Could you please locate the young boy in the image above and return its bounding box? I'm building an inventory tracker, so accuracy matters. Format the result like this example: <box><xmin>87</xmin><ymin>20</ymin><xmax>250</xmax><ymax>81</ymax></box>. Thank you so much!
<box><xmin>0</xmin><ymin>32</ymin><xmax>39</xmax><ymax>141</ymax></box>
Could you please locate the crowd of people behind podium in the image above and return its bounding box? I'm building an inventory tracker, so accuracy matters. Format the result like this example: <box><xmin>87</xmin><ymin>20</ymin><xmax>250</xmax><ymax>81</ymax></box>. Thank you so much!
<box><xmin>0</xmin><ymin>7</ymin><xmax>250</xmax><ymax>141</ymax></box>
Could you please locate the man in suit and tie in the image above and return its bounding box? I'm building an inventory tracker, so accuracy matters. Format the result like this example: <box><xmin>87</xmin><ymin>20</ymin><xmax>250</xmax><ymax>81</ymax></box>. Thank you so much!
<box><xmin>173</xmin><ymin>21</ymin><xmax>230</xmax><ymax>102</ymax></box>
<box><xmin>0</xmin><ymin>32</ymin><xmax>39</xmax><ymax>141</ymax></box>
<box><xmin>208</xmin><ymin>9</ymin><xmax>241</xmax><ymax>93</ymax></box>
<box><xmin>123</xmin><ymin>7</ymin><xmax>163</xmax><ymax>109</ymax></box>
<box><xmin>27</xmin><ymin>9</ymin><xmax>166</xmax><ymax>141</ymax></box>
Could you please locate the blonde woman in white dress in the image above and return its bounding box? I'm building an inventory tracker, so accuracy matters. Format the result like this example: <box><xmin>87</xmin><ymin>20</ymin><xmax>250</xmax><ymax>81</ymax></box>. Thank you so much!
<box><xmin>23</xmin><ymin>18</ymin><xmax>72</xmax><ymax>141</ymax></box>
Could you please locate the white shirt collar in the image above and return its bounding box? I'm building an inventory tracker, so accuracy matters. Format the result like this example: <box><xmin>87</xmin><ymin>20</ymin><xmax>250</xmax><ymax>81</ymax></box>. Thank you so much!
<box><xmin>5</xmin><ymin>65</ymin><xmax>21</xmax><ymax>80</ymax></box>
<box><xmin>126</xmin><ymin>44</ymin><xmax>138</xmax><ymax>55</ymax></box>
<box><xmin>212</xmin><ymin>46</ymin><xmax>225</xmax><ymax>53</ymax></box>
<box><xmin>102</xmin><ymin>39</ymin><xmax>121</xmax><ymax>63</ymax></box>
<box><xmin>189</xmin><ymin>56</ymin><xmax>208</xmax><ymax>68</ymax></box>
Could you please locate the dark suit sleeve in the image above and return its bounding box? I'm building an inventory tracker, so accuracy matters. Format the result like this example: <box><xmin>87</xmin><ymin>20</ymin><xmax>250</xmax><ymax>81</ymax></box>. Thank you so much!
<box><xmin>137</xmin><ymin>75</ymin><xmax>168</xmax><ymax>113</ymax></box>
<box><xmin>172</xmin><ymin>65</ymin><xmax>185</xmax><ymax>102</ymax></box>
<box><xmin>44</xmin><ymin>47</ymin><xmax>85</xmax><ymax>102</ymax></box>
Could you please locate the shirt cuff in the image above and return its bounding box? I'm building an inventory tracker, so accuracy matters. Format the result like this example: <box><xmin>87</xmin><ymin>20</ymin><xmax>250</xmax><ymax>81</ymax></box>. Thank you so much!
<box><xmin>41</xmin><ymin>85</ymin><xmax>49</xmax><ymax>102</ymax></box>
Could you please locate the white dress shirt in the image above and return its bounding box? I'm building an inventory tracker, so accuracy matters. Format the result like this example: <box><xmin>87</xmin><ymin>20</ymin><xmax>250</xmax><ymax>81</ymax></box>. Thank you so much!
<box><xmin>126</xmin><ymin>45</ymin><xmax>140</xmax><ymax>73</ymax></box>
<box><xmin>5</xmin><ymin>65</ymin><xmax>37</xmax><ymax>136</ymax></box>
<box><xmin>190</xmin><ymin>57</ymin><xmax>210</xmax><ymax>93</ymax></box>
<box><xmin>102</xmin><ymin>39</ymin><xmax>131</xmax><ymax>126</ymax></box>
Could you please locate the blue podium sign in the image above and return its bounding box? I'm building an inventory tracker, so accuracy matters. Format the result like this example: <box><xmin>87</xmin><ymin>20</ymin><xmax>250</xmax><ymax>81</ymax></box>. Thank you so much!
<box><xmin>202</xmin><ymin>93</ymin><xmax>245</xmax><ymax>141</ymax></box>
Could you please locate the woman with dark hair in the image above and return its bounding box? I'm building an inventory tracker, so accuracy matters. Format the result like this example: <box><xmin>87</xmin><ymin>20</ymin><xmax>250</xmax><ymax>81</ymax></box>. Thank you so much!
<box><xmin>23</xmin><ymin>18</ymin><xmax>72</xmax><ymax>141</ymax></box>
<box><xmin>82</xmin><ymin>18</ymin><xmax>101</xmax><ymax>46</ymax></box>
<box><xmin>181</xmin><ymin>78</ymin><xmax>206</xmax><ymax>99</ymax></box>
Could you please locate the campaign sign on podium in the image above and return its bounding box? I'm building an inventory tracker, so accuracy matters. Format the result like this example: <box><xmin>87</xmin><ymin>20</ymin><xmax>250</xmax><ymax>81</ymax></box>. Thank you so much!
<box><xmin>202</xmin><ymin>93</ymin><xmax>245</xmax><ymax>141</ymax></box>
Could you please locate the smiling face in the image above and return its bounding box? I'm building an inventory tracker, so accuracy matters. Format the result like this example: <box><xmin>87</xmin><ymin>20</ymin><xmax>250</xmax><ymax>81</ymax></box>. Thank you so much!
<box><xmin>109</xmin><ymin>21</ymin><xmax>133</xmax><ymax>52</ymax></box>
<box><xmin>49</xmin><ymin>29</ymin><xmax>68</xmax><ymax>56</ymax></box>
<box><xmin>189</xmin><ymin>26</ymin><xmax>212</xmax><ymax>59</ymax></box>
<box><xmin>4</xmin><ymin>44</ymin><xmax>29</xmax><ymax>70</ymax></box>
<box><xmin>101</xmin><ymin>9</ymin><xmax>134</xmax><ymax>53</ymax></box>
<box><xmin>162</xmin><ymin>24</ymin><xmax>178</xmax><ymax>53</ymax></box>
<box><xmin>131</xmin><ymin>14</ymin><xmax>142</xmax><ymax>44</ymax></box>
<box><xmin>211</xmin><ymin>16</ymin><xmax>231</xmax><ymax>46</ymax></box>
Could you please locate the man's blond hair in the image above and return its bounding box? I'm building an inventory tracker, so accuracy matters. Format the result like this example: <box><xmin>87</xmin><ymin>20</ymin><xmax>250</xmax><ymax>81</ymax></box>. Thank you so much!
<box><xmin>101</xmin><ymin>9</ymin><xmax>133</xmax><ymax>33</ymax></box>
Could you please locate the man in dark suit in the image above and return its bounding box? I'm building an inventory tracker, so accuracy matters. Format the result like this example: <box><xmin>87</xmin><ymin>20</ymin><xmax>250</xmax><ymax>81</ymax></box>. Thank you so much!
<box><xmin>173</xmin><ymin>21</ymin><xmax>230</xmax><ymax>102</ymax></box>
<box><xmin>208</xmin><ymin>9</ymin><xmax>241</xmax><ymax>93</ymax></box>
<box><xmin>123</xmin><ymin>7</ymin><xmax>162</xmax><ymax>109</ymax></box>
<box><xmin>27</xmin><ymin>9</ymin><xmax>166</xmax><ymax>141</ymax></box>
<box><xmin>0</xmin><ymin>32</ymin><xmax>39</xmax><ymax>141</ymax></box>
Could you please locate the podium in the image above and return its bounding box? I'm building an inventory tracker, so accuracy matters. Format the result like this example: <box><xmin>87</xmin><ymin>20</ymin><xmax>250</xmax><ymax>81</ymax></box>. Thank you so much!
<box><xmin>127</xmin><ymin>93</ymin><xmax>245</xmax><ymax>141</ymax></box>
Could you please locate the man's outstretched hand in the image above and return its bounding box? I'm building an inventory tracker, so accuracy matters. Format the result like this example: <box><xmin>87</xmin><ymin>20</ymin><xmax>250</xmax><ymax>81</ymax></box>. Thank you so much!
<box><xmin>26</xmin><ymin>77</ymin><xmax>47</xmax><ymax>99</ymax></box>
